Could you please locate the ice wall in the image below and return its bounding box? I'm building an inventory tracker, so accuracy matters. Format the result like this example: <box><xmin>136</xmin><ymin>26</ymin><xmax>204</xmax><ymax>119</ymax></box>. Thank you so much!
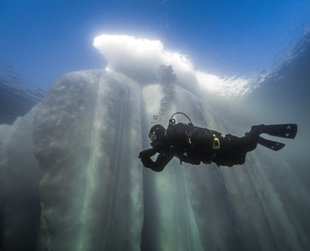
<box><xmin>32</xmin><ymin>70</ymin><xmax>144</xmax><ymax>251</ymax></box>
<box><xmin>0</xmin><ymin>70</ymin><xmax>144</xmax><ymax>251</ymax></box>
<box><xmin>0</xmin><ymin>69</ymin><xmax>309</xmax><ymax>251</ymax></box>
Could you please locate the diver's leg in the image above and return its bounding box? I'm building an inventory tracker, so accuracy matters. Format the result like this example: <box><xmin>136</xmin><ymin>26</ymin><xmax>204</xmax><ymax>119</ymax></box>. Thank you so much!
<box><xmin>250</xmin><ymin>124</ymin><xmax>264</xmax><ymax>135</ymax></box>
<box><xmin>243</xmin><ymin>129</ymin><xmax>260</xmax><ymax>152</ymax></box>
<box><xmin>214</xmin><ymin>135</ymin><xmax>248</xmax><ymax>166</ymax></box>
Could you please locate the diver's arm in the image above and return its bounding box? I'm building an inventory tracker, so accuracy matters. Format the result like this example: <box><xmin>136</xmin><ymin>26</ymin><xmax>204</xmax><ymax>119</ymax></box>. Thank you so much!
<box><xmin>139</xmin><ymin>148</ymin><xmax>157</xmax><ymax>159</ymax></box>
<box><xmin>139</xmin><ymin>149</ymin><xmax>173</xmax><ymax>172</ymax></box>
<box><xmin>148</xmin><ymin>152</ymin><xmax>174</xmax><ymax>172</ymax></box>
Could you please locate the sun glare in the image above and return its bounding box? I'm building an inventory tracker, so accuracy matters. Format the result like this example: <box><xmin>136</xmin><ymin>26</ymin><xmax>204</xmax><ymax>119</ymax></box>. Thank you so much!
<box><xmin>93</xmin><ymin>33</ymin><xmax>252</xmax><ymax>97</ymax></box>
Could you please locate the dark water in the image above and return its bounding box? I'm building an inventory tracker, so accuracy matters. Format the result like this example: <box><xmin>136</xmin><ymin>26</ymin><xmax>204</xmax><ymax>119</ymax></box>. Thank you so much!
<box><xmin>245</xmin><ymin>31</ymin><xmax>310</xmax><ymax>192</ymax></box>
<box><xmin>247</xmin><ymin>31</ymin><xmax>310</xmax><ymax>121</ymax></box>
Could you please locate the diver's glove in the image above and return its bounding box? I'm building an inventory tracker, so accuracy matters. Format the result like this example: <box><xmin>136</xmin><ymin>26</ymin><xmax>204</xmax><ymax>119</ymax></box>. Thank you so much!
<box><xmin>141</xmin><ymin>157</ymin><xmax>153</xmax><ymax>168</ymax></box>
<box><xmin>138</xmin><ymin>150</ymin><xmax>147</xmax><ymax>159</ymax></box>
<box><xmin>139</xmin><ymin>148</ymin><xmax>156</xmax><ymax>159</ymax></box>
<box><xmin>139</xmin><ymin>149</ymin><xmax>155</xmax><ymax>168</ymax></box>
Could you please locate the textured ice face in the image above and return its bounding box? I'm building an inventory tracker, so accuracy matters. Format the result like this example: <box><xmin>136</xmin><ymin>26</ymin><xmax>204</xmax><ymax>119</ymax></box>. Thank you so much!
<box><xmin>32</xmin><ymin>70</ymin><xmax>144</xmax><ymax>251</ymax></box>
<box><xmin>0</xmin><ymin>70</ymin><xmax>145</xmax><ymax>251</ymax></box>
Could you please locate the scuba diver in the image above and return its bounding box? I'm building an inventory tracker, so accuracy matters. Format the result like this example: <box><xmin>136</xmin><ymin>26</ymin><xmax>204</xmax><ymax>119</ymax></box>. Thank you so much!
<box><xmin>139</xmin><ymin>112</ymin><xmax>297</xmax><ymax>172</ymax></box>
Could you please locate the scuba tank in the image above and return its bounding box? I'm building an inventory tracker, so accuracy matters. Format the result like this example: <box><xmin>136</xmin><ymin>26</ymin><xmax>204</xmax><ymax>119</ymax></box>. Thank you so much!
<box><xmin>168</xmin><ymin>112</ymin><xmax>220</xmax><ymax>151</ymax></box>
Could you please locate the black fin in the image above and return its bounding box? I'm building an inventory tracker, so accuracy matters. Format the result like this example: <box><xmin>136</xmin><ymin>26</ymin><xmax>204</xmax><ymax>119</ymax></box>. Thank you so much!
<box><xmin>258</xmin><ymin>136</ymin><xmax>285</xmax><ymax>151</ymax></box>
<box><xmin>265</xmin><ymin>124</ymin><xmax>297</xmax><ymax>139</ymax></box>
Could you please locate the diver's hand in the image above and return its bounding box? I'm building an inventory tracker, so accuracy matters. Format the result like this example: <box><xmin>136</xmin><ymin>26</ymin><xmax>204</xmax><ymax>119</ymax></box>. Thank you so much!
<box><xmin>138</xmin><ymin>151</ymin><xmax>145</xmax><ymax>159</ymax></box>
<box><xmin>139</xmin><ymin>148</ymin><xmax>156</xmax><ymax>159</ymax></box>
<box><xmin>139</xmin><ymin>150</ymin><xmax>153</xmax><ymax>167</ymax></box>
<box><xmin>139</xmin><ymin>148</ymin><xmax>157</xmax><ymax>168</ymax></box>
<box><xmin>141</xmin><ymin>157</ymin><xmax>153</xmax><ymax>168</ymax></box>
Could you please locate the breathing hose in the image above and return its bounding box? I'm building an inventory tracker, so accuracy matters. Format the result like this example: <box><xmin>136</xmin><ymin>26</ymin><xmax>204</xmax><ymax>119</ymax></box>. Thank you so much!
<box><xmin>168</xmin><ymin>112</ymin><xmax>194</xmax><ymax>126</ymax></box>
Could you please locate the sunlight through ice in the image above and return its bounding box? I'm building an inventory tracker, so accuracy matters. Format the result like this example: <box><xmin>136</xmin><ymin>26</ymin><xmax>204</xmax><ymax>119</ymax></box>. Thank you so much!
<box><xmin>93</xmin><ymin>33</ymin><xmax>254</xmax><ymax>97</ymax></box>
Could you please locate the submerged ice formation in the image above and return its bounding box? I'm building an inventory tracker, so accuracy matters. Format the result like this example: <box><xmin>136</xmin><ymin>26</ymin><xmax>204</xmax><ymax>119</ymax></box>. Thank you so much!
<box><xmin>0</xmin><ymin>69</ymin><xmax>309</xmax><ymax>251</ymax></box>
<box><xmin>33</xmin><ymin>71</ymin><xmax>144</xmax><ymax>250</ymax></box>
<box><xmin>0</xmin><ymin>34</ymin><xmax>309</xmax><ymax>250</ymax></box>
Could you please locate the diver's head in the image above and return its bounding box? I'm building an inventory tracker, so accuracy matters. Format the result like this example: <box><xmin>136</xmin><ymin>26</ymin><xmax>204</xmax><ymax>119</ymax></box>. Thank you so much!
<box><xmin>149</xmin><ymin>124</ymin><xmax>166</xmax><ymax>143</ymax></box>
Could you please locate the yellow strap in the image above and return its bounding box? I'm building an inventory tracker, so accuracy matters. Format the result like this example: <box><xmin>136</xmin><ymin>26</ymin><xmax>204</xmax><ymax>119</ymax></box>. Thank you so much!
<box><xmin>212</xmin><ymin>134</ymin><xmax>220</xmax><ymax>150</ymax></box>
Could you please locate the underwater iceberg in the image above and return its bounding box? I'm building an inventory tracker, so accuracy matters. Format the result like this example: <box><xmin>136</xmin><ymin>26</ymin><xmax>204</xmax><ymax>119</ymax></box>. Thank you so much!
<box><xmin>0</xmin><ymin>68</ymin><xmax>309</xmax><ymax>251</ymax></box>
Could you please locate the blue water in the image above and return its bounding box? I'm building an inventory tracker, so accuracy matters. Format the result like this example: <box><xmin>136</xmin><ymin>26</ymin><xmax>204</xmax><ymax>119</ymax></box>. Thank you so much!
<box><xmin>0</xmin><ymin>66</ymin><xmax>45</xmax><ymax>125</ymax></box>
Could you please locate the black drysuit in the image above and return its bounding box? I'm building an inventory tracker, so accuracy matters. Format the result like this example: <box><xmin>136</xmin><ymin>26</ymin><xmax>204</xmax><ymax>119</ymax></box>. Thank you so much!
<box><xmin>139</xmin><ymin>123</ymin><xmax>258</xmax><ymax>172</ymax></box>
